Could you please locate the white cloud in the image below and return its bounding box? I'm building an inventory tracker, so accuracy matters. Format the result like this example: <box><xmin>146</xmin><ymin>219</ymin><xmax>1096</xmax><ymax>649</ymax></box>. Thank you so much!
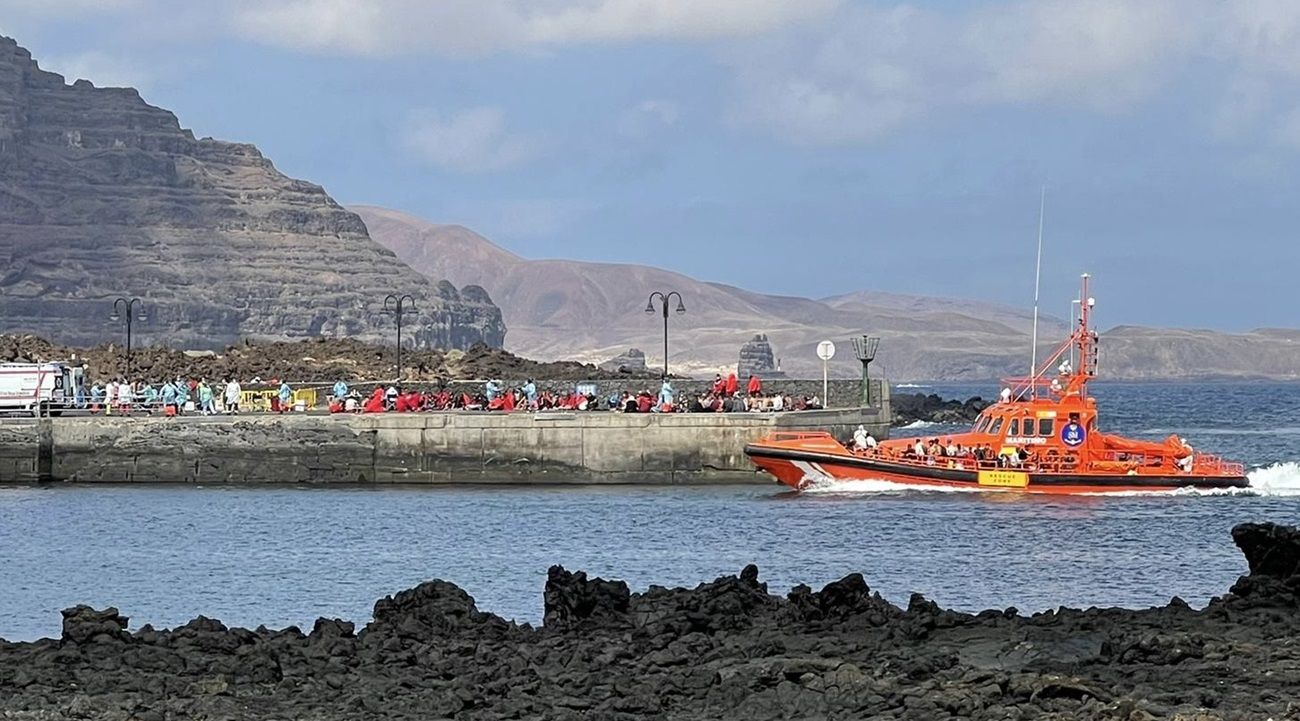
<box><xmin>232</xmin><ymin>0</ymin><xmax>840</xmax><ymax>56</ymax></box>
<box><xmin>402</xmin><ymin>107</ymin><xmax>538</xmax><ymax>174</ymax></box>
<box><xmin>728</xmin><ymin>0</ymin><xmax>1202</xmax><ymax>145</ymax></box>
<box><xmin>523</xmin><ymin>0</ymin><xmax>840</xmax><ymax>44</ymax></box>
<box><xmin>957</xmin><ymin>0</ymin><xmax>1194</xmax><ymax>109</ymax></box>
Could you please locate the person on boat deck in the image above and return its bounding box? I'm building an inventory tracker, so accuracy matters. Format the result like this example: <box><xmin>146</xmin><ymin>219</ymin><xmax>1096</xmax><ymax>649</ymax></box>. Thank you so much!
<box><xmin>747</xmin><ymin>374</ymin><xmax>762</xmax><ymax>396</ymax></box>
<box><xmin>333</xmin><ymin>379</ymin><xmax>349</xmax><ymax>403</ymax></box>
<box><xmin>945</xmin><ymin>439</ymin><xmax>958</xmax><ymax>457</ymax></box>
<box><xmin>1059</xmin><ymin>359</ymin><xmax>1072</xmax><ymax>376</ymax></box>
<box><xmin>485</xmin><ymin>379</ymin><xmax>501</xmax><ymax>403</ymax></box>
<box><xmin>913</xmin><ymin>439</ymin><xmax>926</xmax><ymax>457</ymax></box>
<box><xmin>725</xmin><ymin>373</ymin><xmax>739</xmax><ymax>397</ymax></box>
<box><xmin>852</xmin><ymin>425</ymin><xmax>877</xmax><ymax>451</ymax></box>
<box><xmin>1000</xmin><ymin>387</ymin><xmax>1012</xmax><ymax>404</ymax></box>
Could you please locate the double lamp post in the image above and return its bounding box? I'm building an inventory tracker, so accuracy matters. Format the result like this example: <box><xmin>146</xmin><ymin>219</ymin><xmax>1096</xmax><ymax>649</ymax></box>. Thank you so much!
<box><xmin>384</xmin><ymin>293</ymin><xmax>417</xmax><ymax>385</ymax></box>
<box><xmin>645</xmin><ymin>291</ymin><xmax>686</xmax><ymax>379</ymax></box>
<box><xmin>109</xmin><ymin>297</ymin><xmax>147</xmax><ymax>380</ymax></box>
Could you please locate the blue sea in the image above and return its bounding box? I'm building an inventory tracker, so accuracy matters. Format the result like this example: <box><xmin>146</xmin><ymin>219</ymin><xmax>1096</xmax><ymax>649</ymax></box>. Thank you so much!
<box><xmin>1</xmin><ymin>381</ymin><xmax>1297</xmax><ymax>642</ymax></box>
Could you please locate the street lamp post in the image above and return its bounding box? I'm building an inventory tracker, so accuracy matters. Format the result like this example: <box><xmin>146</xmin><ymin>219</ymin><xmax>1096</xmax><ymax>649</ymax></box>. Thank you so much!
<box><xmin>850</xmin><ymin>335</ymin><xmax>881</xmax><ymax>407</ymax></box>
<box><xmin>383</xmin><ymin>294</ymin><xmax>416</xmax><ymax>386</ymax></box>
<box><xmin>645</xmin><ymin>291</ymin><xmax>686</xmax><ymax>379</ymax></box>
<box><xmin>109</xmin><ymin>297</ymin><xmax>147</xmax><ymax>380</ymax></box>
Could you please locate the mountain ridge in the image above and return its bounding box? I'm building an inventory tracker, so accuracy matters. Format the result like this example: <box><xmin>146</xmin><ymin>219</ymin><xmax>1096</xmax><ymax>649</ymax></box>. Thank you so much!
<box><xmin>355</xmin><ymin>205</ymin><xmax>1300</xmax><ymax>382</ymax></box>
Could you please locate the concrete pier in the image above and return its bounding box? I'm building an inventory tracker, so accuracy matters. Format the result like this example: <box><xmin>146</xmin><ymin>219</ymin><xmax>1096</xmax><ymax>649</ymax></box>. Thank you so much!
<box><xmin>0</xmin><ymin>404</ymin><xmax>889</xmax><ymax>485</ymax></box>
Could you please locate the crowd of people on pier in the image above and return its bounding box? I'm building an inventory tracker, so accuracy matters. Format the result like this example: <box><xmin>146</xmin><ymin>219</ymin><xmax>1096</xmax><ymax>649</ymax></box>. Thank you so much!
<box><xmin>323</xmin><ymin>373</ymin><xmax>821</xmax><ymax>415</ymax></box>
<box><xmin>77</xmin><ymin>377</ymin><xmax>264</xmax><ymax>416</ymax></box>
<box><xmin>64</xmin><ymin>370</ymin><xmax>821</xmax><ymax>417</ymax></box>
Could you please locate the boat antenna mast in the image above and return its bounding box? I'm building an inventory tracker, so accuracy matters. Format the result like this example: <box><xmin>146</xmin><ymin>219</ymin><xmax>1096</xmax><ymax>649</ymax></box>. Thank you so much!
<box><xmin>1078</xmin><ymin>272</ymin><xmax>1096</xmax><ymax>384</ymax></box>
<box><xmin>1028</xmin><ymin>186</ymin><xmax>1045</xmax><ymax>399</ymax></box>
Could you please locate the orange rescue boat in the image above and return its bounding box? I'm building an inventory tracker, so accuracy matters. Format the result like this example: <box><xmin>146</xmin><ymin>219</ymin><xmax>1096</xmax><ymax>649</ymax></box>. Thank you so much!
<box><xmin>745</xmin><ymin>275</ymin><xmax>1248</xmax><ymax>494</ymax></box>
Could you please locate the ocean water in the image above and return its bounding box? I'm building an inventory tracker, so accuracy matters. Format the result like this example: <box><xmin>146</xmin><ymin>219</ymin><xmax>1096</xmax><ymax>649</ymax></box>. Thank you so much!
<box><xmin>1</xmin><ymin>382</ymin><xmax>1298</xmax><ymax>642</ymax></box>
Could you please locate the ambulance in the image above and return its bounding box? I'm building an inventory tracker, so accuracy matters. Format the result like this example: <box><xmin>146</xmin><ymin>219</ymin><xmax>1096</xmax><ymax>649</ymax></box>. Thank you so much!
<box><xmin>0</xmin><ymin>362</ymin><xmax>85</xmax><ymax>416</ymax></box>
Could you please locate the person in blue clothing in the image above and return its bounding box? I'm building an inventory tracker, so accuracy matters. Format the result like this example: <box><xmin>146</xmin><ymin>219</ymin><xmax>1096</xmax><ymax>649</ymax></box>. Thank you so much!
<box><xmin>174</xmin><ymin>378</ymin><xmax>190</xmax><ymax>414</ymax></box>
<box><xmin>658</xmin><ymin>379</ymin><xmax>675</xmax><ymax>408</ymax></box>
<box><xmin>160</xmin><ymin>380</ymin><xmax>177</xmax><ymax>415</ymax></box>
<box><xmin>523</xmin><ymin>380</ymin><xmax>538</xmax><ymax>409</ymax></box>
<box><xmin>485</xmin><ymin>379</ymin><xmax>501</xmax><ymax>403</ymax></box>
<box><xmin>140</xmin><ymin>382</ymin><xmax>158</xmax><ymax>414</ymax></box>
<box><xmin>278</xmin><ymin>380</ymin><xmax>293</xmax><ymax>413</ymax></box>
<box><xmin>332</xmin><ymin>379</ymin><xmax>349</xmax><ymax>403</ymax></box>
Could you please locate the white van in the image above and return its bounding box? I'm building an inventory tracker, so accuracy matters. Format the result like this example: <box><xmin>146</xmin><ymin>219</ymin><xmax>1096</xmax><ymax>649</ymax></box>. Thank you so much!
<box><xmin>0</xmin><ymin>362</ymin><xmax>85</xmax><ymax>416</ymax></box>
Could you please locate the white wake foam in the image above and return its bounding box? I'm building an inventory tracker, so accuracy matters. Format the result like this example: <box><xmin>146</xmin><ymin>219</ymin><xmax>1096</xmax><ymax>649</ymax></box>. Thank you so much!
<box><xmin>798</xmin><ymin>462</ymin><xmax>1300</xmax><ymax>498</ymax></box>
<box><xmin>900</xmin><ymin>420</ymin><xmax>938</xmax><ymax>430</ymax></box>
<box><xmin>1160</xmin><ymin>462</ymin><xmax>1300</xmax><ymax>497</ymax></box>
<box><xmin>1238</xmin><ymin>462</ymin><xmax>1300</xmax><ymax>497</ymax></box>
<box><xmin>801</xmin><ymin>478</ymin><xmax>986</xmax><ymax>495</ymax></box>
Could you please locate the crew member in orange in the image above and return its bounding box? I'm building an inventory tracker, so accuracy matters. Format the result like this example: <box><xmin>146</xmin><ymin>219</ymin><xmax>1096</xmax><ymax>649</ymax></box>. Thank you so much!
<box><xmin>725</xmin><ymin>373</ymin><xmax>738</xmax><ymax>397</ymax></box>
<box><xmin>747</xmin><ymin>374</ymin><xmax>762</xmax><ymax>395</ymax></box>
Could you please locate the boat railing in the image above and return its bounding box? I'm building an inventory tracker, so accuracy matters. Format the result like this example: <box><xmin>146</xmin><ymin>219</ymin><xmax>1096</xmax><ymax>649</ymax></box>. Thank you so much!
<box><xmin>998</xmin><ymin>375</ymin><xmax>1078</xmax><ymax>402</ymax></box>
<box><xmin>763</xmin><ymin>431</ymin><xmax>837</xmax><ymax>442</ymax></box>
<box><xmin>854</xmin><ymin>447</ymin><xmax>1245</xmax><ymax>477</ymax></box>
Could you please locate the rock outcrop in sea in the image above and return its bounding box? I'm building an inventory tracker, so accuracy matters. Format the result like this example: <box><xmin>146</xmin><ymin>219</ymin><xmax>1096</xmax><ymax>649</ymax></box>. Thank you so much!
<box><xmin>599</xmin><ymin>348</ymin><xmax>648</xmax><ymax>374</ymax></box>
<box><xmin>737</xmin><ymin>333</ymin><xmax>786</xmax><ymax>380</ymax></box>
<box><xmin>0</xmin><ymin>36</ymin><xmax>505</xmax><ymax>351</ymax></box>
<box><xmin>892</xmin><ymin>392</ymin><xmax>989</xmax><ymax>426</ymax></box>
<box><xmin>1</xmin><ymin>522</ymin><xmax>1298</xmax><ymax>719</ymax></box>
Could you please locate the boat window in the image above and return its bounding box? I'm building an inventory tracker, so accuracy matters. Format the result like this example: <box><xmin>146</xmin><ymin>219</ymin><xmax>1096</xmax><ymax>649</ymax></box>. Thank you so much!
<box><xmin>1008</xmin><ymin>418</ymin><xmax>1019</xmax><ymax>436</ymax></box>
<box><xmin>1038</xmin><ymin>418</ymin><xmax>1054</xmax><ymax>436</ymax></box>
<box><xmin>977</xmin><ymin>415</ymin><xmax>991</xmax><ymax>433</ymax></box>
<box><xmin>989</xmin><ymin>417</ymin><xmax>1004</xmax><ymax>435</ymax></box>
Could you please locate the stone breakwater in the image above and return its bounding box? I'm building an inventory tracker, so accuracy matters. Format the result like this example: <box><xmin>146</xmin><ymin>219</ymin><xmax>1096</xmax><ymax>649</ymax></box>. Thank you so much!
<box><xmin>1</xmin><ymin>522</ymin><xmax>1298</xmax><ymax>720</ymax></box>
<box><xmin>0</xmin><ymin>408</ymin><xmax>888</xmax><ymax>484</ymax></box>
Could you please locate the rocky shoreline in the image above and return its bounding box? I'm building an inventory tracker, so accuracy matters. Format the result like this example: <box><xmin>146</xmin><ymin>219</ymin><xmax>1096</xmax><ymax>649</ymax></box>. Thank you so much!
<box><xmin>891</xmin><ymin>392</ymin><xmax>989</xmax><ymax>427</ymax></box>
<box><xmin>2</xmin><ymin>523</ymin><xmax>1298</xmax><ymax>719</ymax></box>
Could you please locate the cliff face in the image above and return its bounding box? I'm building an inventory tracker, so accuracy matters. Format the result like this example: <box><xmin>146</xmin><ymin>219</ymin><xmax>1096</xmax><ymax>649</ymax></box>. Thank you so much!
<box><xmin>0</xmin><ymin>37</ymin><xmax>505</xmax><ymax>350</ymax></box>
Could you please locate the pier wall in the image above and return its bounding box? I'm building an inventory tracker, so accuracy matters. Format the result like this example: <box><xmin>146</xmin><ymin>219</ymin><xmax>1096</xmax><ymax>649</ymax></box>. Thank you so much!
<box><xmin>0</xmin><ymin>404</ymin><xmax>889</xmax><ymax>485</ymax></box>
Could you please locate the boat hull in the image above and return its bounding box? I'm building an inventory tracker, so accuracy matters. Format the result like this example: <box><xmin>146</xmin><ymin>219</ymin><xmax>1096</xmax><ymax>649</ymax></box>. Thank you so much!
<box><xmin>745</xmin><ymin>444</ymin><xmax>1250</xmax><ymax>494</ymax></box>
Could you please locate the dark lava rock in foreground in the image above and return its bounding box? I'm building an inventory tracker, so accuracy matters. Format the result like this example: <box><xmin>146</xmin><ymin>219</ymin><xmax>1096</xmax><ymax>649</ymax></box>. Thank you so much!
<box><xmin>2</xmin><ymin>523</ymin><xmax>1299</xmax><ymax>720</ymax></box>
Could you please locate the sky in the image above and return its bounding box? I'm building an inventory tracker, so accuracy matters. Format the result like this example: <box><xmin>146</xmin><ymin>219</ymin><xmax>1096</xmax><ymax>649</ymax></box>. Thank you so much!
<box><xmin>5</xmin><ymin>0</ymin><xmax>1300</xmax><ymax>331</ymax></box>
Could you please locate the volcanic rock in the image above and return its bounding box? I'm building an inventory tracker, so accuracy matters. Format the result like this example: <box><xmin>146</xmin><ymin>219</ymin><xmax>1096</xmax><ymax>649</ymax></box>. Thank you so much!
<box><xmin>0</xmin><ymin>333</ymin><xmax>642</xmax><ymax>383</ymax></box>
<box><xmin>0</xmin><ymin>36</ymin><xmax>504</xmax><ymax>351</ymax></box>
<box><xmin>2</xmin><ymin>523</ymin><xmax>1299</xmax><ymax>719</ymax></box>
<box><xmin>599</xmin><ymin>348</ymin><xmax>648</xmax><ymax>374</ymax></box>
<box><xmin>892</xmin><ymin>392</ymin><xmax>989</xmax><ymax>426</ymax></box>
<box><xmin>737</xmin><ymin>333</ymin><xmax>787</xmax><ymax>380</ymax></box>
